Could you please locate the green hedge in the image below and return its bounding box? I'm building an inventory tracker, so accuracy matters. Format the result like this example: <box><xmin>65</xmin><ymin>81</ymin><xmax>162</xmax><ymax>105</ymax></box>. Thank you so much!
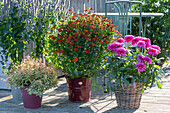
<box><xmin>131</xmin><ymin>0</ymin><xmax>170</xmax><ymax>61</ymax></box>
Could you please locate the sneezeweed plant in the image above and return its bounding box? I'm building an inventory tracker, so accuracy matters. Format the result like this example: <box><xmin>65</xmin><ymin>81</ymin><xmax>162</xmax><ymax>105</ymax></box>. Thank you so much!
<box><xmin>104</xmin><ymin>35</ymin><xmax>164</xmax><ymax>92</ymax></box>
<box><xmin>46</xmin><ymin>8</ymin><xmax>121</xmax><ymax>79</ymax></box>
<box><xmin>5</xmin><ymin>56</ymin><xmax>58</xmax><ymax>96</ymax></box>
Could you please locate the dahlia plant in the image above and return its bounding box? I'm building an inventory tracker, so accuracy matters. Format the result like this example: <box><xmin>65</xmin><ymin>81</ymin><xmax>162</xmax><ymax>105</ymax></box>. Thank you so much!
<box><xmin>45</xmin><ymin>8</ymin><xmax>121</xmax><ymax>79</ymax></box>
<box><xmin>104</xmin><ymin>35</ymin><xmax>164</xmax><ymax>92</ymax></box>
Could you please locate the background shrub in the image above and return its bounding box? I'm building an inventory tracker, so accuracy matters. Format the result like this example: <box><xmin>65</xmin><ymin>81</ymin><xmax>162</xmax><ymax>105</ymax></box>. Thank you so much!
<box><xmin>131</xmin><ymin>0</ymin><xmax>170</xmax><ymax>61</ymax></box>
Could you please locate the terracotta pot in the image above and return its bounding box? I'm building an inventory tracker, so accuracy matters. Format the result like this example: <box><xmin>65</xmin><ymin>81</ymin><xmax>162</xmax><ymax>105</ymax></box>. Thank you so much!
<box><xmin>67</xmin><ymin>78</ymin><xmax>91</xmax><ymax>102</ymax></box>
<box><xmin>20</xmin><ymin>86</ymin><xmax>42</xmax><ymax>109</ymax></box>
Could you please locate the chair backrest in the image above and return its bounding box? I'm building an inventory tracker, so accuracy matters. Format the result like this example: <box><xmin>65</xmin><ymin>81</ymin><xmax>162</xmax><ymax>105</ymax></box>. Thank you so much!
<box><xmin>105</xmin><ymin>0</ymin><xmax>142</xmax><ymax>36</ymax></box>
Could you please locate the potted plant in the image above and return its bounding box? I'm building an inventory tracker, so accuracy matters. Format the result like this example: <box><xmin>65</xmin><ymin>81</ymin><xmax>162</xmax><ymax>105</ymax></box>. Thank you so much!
<box><xmin>45</xmin><ymin>8</ymin><xmax>120</xmax><ymax>102</ymax></box>
<box><xmin>104</xmin><ymin>35</ymin><xmax>164</xmax><ymax>108</ymax></box>
<box><xmin>5</xmin><ymin>56</ymin><xmax>58</xmax><ymax>109</ymax></box>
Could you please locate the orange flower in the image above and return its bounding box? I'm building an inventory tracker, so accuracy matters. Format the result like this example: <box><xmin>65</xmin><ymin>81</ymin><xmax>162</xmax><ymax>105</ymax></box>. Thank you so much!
<box><xmin>100</xmin><ymin>34</ymin><xmax>105</xmax><ymax>37</ymax></box>
<box><xmin>103</xmin><ymin>57</ymin><xmax>107</xmax><ymax>61</ymax></box>
<box><xmin>91</xmin><ymin>26</ymin><xmax>96</xmax><ymax>29</ymax></box>
<box><xmin>97</xmin><ymin>50</ymin><xmax>101</xmax><ymax>54</ymax></box>
<box><xmin>104</xmin><ymin>39</ymin><xmax>109</xmax><ymax>44</ymax></box>
<box><xmin>74</xmin><ymin>38</ymin><xmax>78</xmax><ymax>41</ymax></box>
<box><xmin>49</xmin><ymin>35</ymin><xmax>57</xmax><ymax>40</ymax></box>
<box><xmin>60</xmin><ymin>25</ymin><xmax>65</xmax><ymax>27</ymax></box>
<box><xmin>72</xmin><ymin>57</ymin><xmax>78</xmax><ymax>62</ymax></box>
<box><xmin>51</xmin><ymin>25</ymin><xmax>56</xmax><ymax>29</ymax></box>
<box><xmin>90</xmin><ymin>8</ymin><xmax>94</xmax><ymax>10</ymax></box>
<box><xmin>54</xmin><ymin>50</ymin><xmax>63</xmax><ymax>53</ymax></box>
<box><xmin>54</xmin><ymin>50</ymin><xmax>59</xmax><ymax>53</ymax></box>
<box><xmin>46</xmin><ymin>31</ymin><xmax>50</xmax><ymax>34</ymax></box>
<box><xmin>86</xmin><ymin>38</ymin><xmax>91</xmax><ymax>41</ymax></box>
<box><xmin>56</xmin><ymin>39</ymin><xmax>62</xmax><ymax>44</ymax></box>
<box><xmin>100</xmin><ymin>41</ymin><xmax>104</xmax><ymax>44</ymax></box>
<box><xmin>65</xmin><ymin>39</ymin><xmax>70</xmax><ymax>43</ymax></box>
<box><xmin>73</xmin><ymin>48</ymin><xmax>78</xmax><ymax>52</ymax></box>
<box><xmin>85</xmin><ymin>50</ymin><xmax>90</xmax><ymax>54</ymax></box>
<box><xmin>59</xmin><ymin>50</ymin><xmax>63</xmax><ymax>53</ymax></box>
<box><xmin>45</xmin><ymin>50</ymin><xmax>49</xmax><ymax>52</ymax></box>
<box><xmin>58</xmin><ymin>29</ymin><xmax>62</xmax><ymax>32</ymax></box>
<box><xmin>76</xmin><ymin>45</ymin><xmax>81</xmax><ymax>48</ymax></box>
<box><xmin>90</xmin><ymin>43</ymin><xmax>95</xmax><ymax>47</ymax></box>
<box><xmin>64</xmin><ymin>52</ymin><xmax>68</xmax><ymax>55</ymax></box>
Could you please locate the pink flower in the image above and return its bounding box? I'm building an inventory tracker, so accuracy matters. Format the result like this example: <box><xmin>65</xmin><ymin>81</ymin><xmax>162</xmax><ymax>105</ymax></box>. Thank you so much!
<box><xmin>137</xmin><ymin>55</ymin><xmax>145</xmax><ymax>63</ymax></box>
<box><xmin>132</xmin><ymin>37</ymin><xmax>142</xmax><ymax>45</ymax></box>
<box><xmin>116</xmin><ymin>47</ymin><xmax>127</xmax><ymax>56</ymax></box>
<box><xmin>147</xmin><ymin>47</ymin><xmax>159</xmax><ymax>56</ymax></box>
<box><xmin>137</xmin><ymin>41</ymin><xmax>146</xmax><ymax>48</ymax></box>
<box><xmin>142</xmin><ymin>38</ymin><xmax>151</xmax><ymax>47</ymax></box>
<box><xmin>107</xmin><ymin>42</ymin><xmax>123</xmax><ymax>52</ymax></box>
<box><xmin>143</xmin><ymin>56</ymin><xmax>152</xmax><ymax>64</ymax></box>
<box><xmin>116</xmin><ymin>38</ymin><xmax>124</xmax><ymax>43</ymax></box>
<box><xmin>124</xmin><ymin>35</ymin><xmax>134</xmax><ymax>43</ymax></box>
<box><xmin>136</xmin><ymin>62</ymin><xmax>146</xmax><ymax>72</ymax></box>
<box><xmin>150</xmin><ymin>45</ymin><xmax>161</xmax><ymax>51</ymax></box>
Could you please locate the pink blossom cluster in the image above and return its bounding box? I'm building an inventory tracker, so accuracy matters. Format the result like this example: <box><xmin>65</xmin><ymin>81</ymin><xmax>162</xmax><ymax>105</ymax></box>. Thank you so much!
<box><xmin>107</xmin><ymin>35</ymin><xmax>161</xmax><ymax>72</ymax></box>
<box><xmin>147</xmin><ymin>45</ymin><xmax>161</xmax><ymax>56</ymax></box>
<box><xmin>107</xmin><ymin>39</ymin><xmax>127</xmax><ymax>56</ymax></box>
<box><xmin>131</xmin><ymin>37</ymin><xmax>151</xmax><ymax>48</ymax></box>
<box><xmin>136</xmin><ymin>55</ymin><xmax>152</xmax><ymax>72</ymax></box>
<box><xmin>124</xmin><ymin>35</ymin><xmax>160</xmax><ymax>56</ymax></box>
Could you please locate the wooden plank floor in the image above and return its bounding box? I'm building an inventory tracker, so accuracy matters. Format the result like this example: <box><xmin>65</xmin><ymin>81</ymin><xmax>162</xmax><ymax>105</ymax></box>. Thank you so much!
<box><xmin>0</xmin><ymin>63</ymin><xmax>169</xmax><ymax>113</ymax></box>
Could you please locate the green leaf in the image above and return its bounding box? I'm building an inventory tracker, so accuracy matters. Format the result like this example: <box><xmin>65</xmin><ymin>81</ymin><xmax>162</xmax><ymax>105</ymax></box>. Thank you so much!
<box><xmin>74</xmin><ymin>70</ymin><xmax>79</xmax><ymax>77</ymax></box>
<box><xmin>157</xmin><ymin>81</ymin><xmax>162</xmax><ymax>89</ymax></box>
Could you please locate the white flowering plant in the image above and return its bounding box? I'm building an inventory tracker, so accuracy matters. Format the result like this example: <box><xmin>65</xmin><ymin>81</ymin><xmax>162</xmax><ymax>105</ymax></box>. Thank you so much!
<box><xmin>5</xmin><ymin>56</ymin><xmax>58</xmax><ymax>96</ymax></box>
<box><xmin>103</xmin><ymin>35</ymin><xmax>164</xmax><ymax>92</ymax></box>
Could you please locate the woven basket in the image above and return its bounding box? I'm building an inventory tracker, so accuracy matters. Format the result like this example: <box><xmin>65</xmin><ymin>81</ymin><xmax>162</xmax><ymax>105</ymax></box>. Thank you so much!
<box><xmin>114</xmin><ymin>83</ymin><xmax>143</xmax><ymax>109</ymax></box>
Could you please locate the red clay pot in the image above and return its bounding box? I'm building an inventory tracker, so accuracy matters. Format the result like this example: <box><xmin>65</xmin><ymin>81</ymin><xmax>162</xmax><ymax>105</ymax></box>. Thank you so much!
<box><xmin>67</xmin><ymin>78</ymin><xmax>92</xmax><ymax>102</ymax></box>
<box><xmin>20</xmin><ymin>86</ymin><xmax>42</xmax><ymax>109</ymax></box>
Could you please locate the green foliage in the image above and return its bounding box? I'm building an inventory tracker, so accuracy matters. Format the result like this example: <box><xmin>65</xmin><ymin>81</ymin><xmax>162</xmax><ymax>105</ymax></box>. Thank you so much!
<box><xmin>131</xmin><ymin>0</ymin><xmax>170</xmax><ymax>61</ymax></box>
<box><xmin>0</xmin><ymin>1</ymin><xmax>30</xmax><ymax>68</ymax></box>
<box><xmin>29</xmin><ymin>1</ymin><xmax>70</xmax><ymax>58</ymax></box>
<box><xmin>46</xmin><ymin>9</ymin><xmax>121</xmax><ymax>79</ymax></box>
<box><xmin>0</xmin><ymin>0</ymin><xmax>70</xmax><ymax>69</ymax></box>
<box><xmin>5</xmin><ymin>56</ymin><xmax>58</xmax><ymax>96</ymax></box>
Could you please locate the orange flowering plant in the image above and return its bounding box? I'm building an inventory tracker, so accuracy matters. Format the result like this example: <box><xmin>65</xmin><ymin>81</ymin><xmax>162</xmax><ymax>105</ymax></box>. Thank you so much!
<box><xmin>45</xmin><ymin>9</ymin><xmax>121</xmax><ymax>79</ymax></box>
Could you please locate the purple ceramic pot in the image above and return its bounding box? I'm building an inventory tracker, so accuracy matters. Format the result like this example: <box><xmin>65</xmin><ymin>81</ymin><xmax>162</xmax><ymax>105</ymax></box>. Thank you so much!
<box><xmin>20</xmin><ymin>86</ymin><xmax>42</xmax><ymax>109</ymax></box>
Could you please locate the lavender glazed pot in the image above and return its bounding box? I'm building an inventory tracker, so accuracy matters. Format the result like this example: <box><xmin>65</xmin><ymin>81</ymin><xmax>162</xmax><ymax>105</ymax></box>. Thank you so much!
<box><xmin>20</xmin><ymin>86</ymin><xmax>42</xmax><ymax>109</ymax></box>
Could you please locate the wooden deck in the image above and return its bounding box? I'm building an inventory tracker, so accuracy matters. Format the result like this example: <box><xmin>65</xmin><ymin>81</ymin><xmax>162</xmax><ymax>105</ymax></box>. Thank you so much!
<box><xmin>0</xmin><ymin>63</ymin><xmax>169</xmax><ymax>113</ymax></box>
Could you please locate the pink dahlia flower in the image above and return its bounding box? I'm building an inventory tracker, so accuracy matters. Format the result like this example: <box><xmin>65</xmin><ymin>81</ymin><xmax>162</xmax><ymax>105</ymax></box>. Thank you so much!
<box><xmin>107</xmin><ymin>42</ymin><xmax>123</xmax><ymax>52</ymax></box>
<box><xmin>142</xmin><ymin>38</ymin><xmax>151</xmax><ymax>47</ymax></box>
<box><xmin>136</xmin><ymin>62</ymin><xmax>146</xmax><ymax>72</ymax></box>
<box><xmin>124</xmin><ymin>35</ymin><xmax>134</xmax><ymax>43</ymax></box>
<box><xmin>147</xmin><ymin>47</ymin><xmax>159</xmax><ymax>56</ymax></box>
<box><xmin>137</xmin><ymin>41</ymin><xmax>146</xmax><ymax>48</ymax></box>
<box><xmin>132</xmin><ymin>37</ymin><xmax>142</xmax><ymax>45</ymax></box>
<box><xmin>150</xmin><ymin>45</ymin><xmax>161</xmax><ymax>51</ymax></box>
<box><xmin>116</xmin><ymin>38</ymin><xmax>124</xmax><ymax>43</ymax></box>
<box><xmin>143</xmin><ymin>56</ymin><xmax>152</xmax><ymax>64</ymax></box>
<box><xmin>116</xmin><ymin>47</ymin><xmax>127</xmax><ymax>56</ymax></box>
<box><xmin>137</xmin><ymin>55</ymin><xmax>145</xmax><ymax>63</ymax></box>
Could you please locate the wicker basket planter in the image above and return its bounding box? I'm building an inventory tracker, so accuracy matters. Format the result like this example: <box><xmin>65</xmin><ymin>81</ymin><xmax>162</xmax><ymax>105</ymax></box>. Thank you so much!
<box><xmin>114</xmin><ymin>83</ymin><xmax>143</xmax><ymax>109</ymax></box>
